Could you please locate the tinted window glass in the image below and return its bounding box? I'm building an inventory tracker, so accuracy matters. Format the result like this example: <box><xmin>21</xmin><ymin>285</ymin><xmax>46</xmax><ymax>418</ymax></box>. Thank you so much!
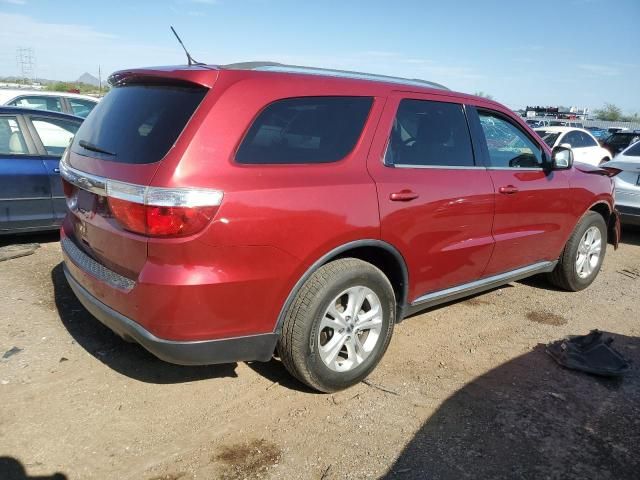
<box><xmin>385</xmin><ymin>99</ymin><xmax>474</xmax><ymax>167</ymax></box>
<box><xmin>624</xmin><ymin>141</ymin><xmax>640</xmax><ymax>156</ymax></box>
<box><xmin>579</xmin><ymin>131</ymin><xmax>597</xmax><ymax>147</ymax></box>
<box><xmin>236</xmin><ymin>96</ymin><xmax>372</xmax><ymax>164</ymax></box>
<box><xmin>32</xmin><ymin>117</ymin><xmax>80</xmax><ymax>156</ymax></box>
<box><xmin>607</xmin><ymin>133</ymin><xmax>640</xmax><ymax>148</ymax></box>
<box><xmin>478</xmin><ymin>111</ymin><xmax>543</xmax><ymax>168</ymax></box>
<box><xmin>561</xmin><ymin>131</ymin><xmax>582</xmax><ymax>147</ymax></box>
<box><xmin>9</xmin><ymin>95</ymin><xmax>63</xmax><ymax>113</ymax></box>
<box><xmin>71</xmin><ymin>84</ymin><xmax>207</xmax><ymax>164</ymax></box>
<box><xmin>68</xmin><ymin>98</ymin><xmax>97</xmax><ymax>118</ymax></box>
<box><xmin>0</xmin><ymin>116</ymin><xmax>28</xmax><ymax>155</ymax></box>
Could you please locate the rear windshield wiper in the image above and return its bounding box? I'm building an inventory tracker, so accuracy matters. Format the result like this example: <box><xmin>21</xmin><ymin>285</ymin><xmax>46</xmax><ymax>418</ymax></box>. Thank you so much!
<box><xmin>78</xmin><ymin>140</ymin><xmax>116</xmax><ymax>156</ymax></box>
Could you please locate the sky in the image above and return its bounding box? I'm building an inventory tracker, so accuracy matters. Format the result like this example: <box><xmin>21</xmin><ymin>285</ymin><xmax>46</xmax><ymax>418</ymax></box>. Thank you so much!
<box><xmin>1</xmin><ymin>0</ymin><xmax>639</xmax><ymax>113</ymax></box>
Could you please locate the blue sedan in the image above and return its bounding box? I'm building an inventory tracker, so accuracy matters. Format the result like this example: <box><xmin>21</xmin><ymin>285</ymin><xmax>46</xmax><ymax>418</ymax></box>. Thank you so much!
<box><xmin>0</xmin><ymin>106</ymin><xmax>83</xmax><ymax>234</ymax></box>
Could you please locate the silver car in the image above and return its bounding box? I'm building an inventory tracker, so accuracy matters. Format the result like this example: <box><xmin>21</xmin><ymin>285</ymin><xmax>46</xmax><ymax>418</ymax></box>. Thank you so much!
<box><xmin>608</xmin><ymin>141</ymin><xmax>640</xmax><ymax>226</ymax></box>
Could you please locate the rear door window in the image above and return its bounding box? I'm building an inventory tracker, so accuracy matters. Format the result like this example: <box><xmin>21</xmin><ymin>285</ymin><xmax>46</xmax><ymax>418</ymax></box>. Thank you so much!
<box><xmin>31</xmin><ymin>117</ymin><xmax>81</xmax><ymax>156</ymax></box>
<box><xmin>71</xmin><ymin>84</ymin><xmax>207</xmax><ymax>164</ymax></box>
<box><xmin>9</xmin><ymin>95</ymin><xmax>63</xmax><ymax>113</ymax></box>
<box><xmin>236</xmin><ymin>96</ymin><xmax>373</xmax><ymax>164</ymax></box>
<box><xmin>68</xmin><ymin>98</ymin><xmax>97</xmax><ymax>118</ymax></box>
<box><xmin>385</xmin><ymin>99</ymin><xmax>474</xmax><ymax>167</ymax></box>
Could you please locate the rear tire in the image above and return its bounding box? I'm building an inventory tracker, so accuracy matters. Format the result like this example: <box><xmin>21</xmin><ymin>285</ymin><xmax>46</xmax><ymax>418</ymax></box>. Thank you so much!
<box><xmin>548</xmin><ymin>211</ymin><xmax>607</xmax><ymax>291</ymax></box>
<box><xmin>277</xmin><ymin>258</ymin><xmax>395</xmax><ymax>392</ymax></box>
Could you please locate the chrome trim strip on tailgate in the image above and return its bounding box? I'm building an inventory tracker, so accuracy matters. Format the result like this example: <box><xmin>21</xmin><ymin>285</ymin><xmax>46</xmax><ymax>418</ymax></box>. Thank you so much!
<box><xmin>61</xmin><ymin>236</ymin><xmax>135</xmax><ymax>291</ymax></box>
<box><xmin>59</xmin><ymin>158</ymin><xmax>107</xmax><ymax>196</ymax></box>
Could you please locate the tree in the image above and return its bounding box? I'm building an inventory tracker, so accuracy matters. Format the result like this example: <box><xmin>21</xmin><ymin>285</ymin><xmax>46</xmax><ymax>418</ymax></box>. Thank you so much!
<box><xmin>593</xmin><ymin>103</ymin><xmax>622</xmax><ymax>121</ymax></box>
<box><xmin>622</xmin><ymin>112</ymin><xmax>639</xmax><ymax>122</ymax></box>
<box><xmin>474</xmin><ymin>91</ymin><xmax>494</xmax><ymax>100</ymax></box>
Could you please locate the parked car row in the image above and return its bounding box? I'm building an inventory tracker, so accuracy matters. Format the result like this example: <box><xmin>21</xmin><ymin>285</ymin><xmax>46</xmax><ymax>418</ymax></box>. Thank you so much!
<box><xmin>526</xmin><ymin>118</ymin><xmax>584</xmax><ymax>129</ymax></box>
<box><xmin>0</xmin><ymin>89</ymin><xmax>98</xmax><ymax>118</ymax></box>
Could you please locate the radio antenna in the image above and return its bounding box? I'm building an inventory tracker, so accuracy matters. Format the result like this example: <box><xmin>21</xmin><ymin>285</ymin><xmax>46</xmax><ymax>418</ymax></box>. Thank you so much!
<box><xmin>170</xmin><ymin>26</ymin><xmax>203</xmax><ymax>66</ymax></box>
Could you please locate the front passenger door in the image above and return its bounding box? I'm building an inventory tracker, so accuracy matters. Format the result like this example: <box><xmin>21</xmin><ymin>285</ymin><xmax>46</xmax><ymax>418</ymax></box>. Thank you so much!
<box><xmin>469</xmin><ymin>107</ymin><xmax>573</xmax><ymax>276</ymax></box>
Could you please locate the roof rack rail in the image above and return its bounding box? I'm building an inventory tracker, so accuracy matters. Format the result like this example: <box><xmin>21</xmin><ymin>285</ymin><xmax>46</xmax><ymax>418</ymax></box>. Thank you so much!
<box><xmin>221</xmin><ymin>62</ymin><xmax>449</xmax><ymax>91</ymax></box>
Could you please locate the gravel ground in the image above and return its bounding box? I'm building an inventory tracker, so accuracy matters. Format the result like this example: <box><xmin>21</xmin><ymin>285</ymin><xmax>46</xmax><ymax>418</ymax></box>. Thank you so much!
<box><xmin>1</xmin><ymin>229</ymin><xmax>639</xmax><ymax>480</ymax></box>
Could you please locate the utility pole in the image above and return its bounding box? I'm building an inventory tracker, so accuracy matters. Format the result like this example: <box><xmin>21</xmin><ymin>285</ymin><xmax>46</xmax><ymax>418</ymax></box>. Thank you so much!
<box><xmin>98</xmin><ymin>65</ymin><xmax>102</xmax><ymax>96</ymax></box>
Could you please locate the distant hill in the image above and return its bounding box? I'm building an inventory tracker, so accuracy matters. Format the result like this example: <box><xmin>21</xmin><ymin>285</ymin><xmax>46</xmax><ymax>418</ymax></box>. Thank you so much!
<box><xmin>77</xmin><ymin>72</ymin><xmax>100</xmax><ymax>87</ymax></box>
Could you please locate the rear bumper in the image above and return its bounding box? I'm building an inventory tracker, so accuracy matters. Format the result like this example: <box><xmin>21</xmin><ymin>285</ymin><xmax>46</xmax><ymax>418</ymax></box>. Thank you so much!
<box><xmin>618</xmin><ymin>205</ymin><xmax>640</xmax><ymax>226</ymax></box>
<box><xmin>64</xmin><ymin>265</ymin><xmax>278</xmax><ymax>365</ymax></box>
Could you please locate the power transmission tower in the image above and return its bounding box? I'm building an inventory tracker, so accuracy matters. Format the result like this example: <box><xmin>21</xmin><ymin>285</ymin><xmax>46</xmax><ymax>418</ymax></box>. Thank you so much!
<box><xmin>16</xmin><ymin>47</ymin><xmax>36</xmax><ymax>84</ymax></box>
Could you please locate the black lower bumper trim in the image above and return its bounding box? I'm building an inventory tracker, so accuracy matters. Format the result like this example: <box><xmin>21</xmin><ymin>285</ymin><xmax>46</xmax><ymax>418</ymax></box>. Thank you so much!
<box><xmin>63</xmin><ymin>265</ymin><xmax>278</xmax><ymax>365</ymax></box>
<box><xmin>618</xmin><ymin>205</ymin><xmax>640</xmax><ymax>226</ymax></box>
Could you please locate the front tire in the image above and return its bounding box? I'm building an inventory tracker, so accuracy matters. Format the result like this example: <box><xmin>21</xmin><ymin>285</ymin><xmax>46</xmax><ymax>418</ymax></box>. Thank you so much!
<box><xmin>278</xmin><ymin>258</ymin><xmax>395</xmax><ymax>392</ymax></box>
<box><xmin>548</xmin><ymin>211</ymin><xmax>607</xmax><ymax>291</ymax></box>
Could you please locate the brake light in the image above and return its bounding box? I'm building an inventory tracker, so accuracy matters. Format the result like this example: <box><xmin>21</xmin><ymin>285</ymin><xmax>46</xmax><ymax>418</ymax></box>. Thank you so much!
<box><xmin>106</xmin><ymin>181</ymin><xmax>223</xmax><ymax>237</ymax></box>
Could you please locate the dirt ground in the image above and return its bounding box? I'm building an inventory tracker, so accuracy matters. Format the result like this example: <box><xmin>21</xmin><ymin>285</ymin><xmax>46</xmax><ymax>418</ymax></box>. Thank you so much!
<box><xmin>1</xmin><ymin>229</ymin><xmax>639</xmax><ymax>480</ymax></box>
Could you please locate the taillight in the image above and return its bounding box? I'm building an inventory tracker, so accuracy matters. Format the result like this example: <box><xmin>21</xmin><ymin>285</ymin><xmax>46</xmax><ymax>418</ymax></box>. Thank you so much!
<box><xmin>59</xmin><ymin>154</ymin><xmax>223</xmax><ymax>237</ymax></box>
<box><xmin>106</xmin><ymin>181</ymin><xmax>223</xmax><ymax>237</ymax></box>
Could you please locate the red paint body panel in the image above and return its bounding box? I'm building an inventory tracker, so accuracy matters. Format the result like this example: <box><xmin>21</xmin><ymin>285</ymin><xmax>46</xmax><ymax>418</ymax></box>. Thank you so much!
<box><xmin>61</xmin><ymin>65</ymin><xmax>617</xmax><ymax>347</ymax></box>
<box><xmin>482</xmin><ymin>169</ymin><xmax>573</xmax><ymax>276</ymax></box>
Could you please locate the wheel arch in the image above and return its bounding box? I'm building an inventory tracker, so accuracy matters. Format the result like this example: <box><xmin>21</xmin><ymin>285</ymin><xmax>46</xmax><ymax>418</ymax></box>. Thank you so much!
<box><xmin>587</xmin><ymin>200</ymin><xmax>620</xmax><ymax>248</ymax></box>
<box><xmin>273</xmin><ymin>240</ymin><xmax>409</xmax><ymax>335</ymax></box>
<box><xmin>589</xmin><ymin>200</ymin><xmax>611</xmax><ymax>223</ymax></box>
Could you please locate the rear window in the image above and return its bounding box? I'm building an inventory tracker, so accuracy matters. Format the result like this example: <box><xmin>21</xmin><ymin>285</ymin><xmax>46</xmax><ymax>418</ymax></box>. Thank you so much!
<box><xmin>608</xmin><ymin>133</ymin><xmax>640</xmax><ymax>146</ymax></box>
<box><xmin>236</xmin><ymin>96</ymin><xmax>373</xmax><ymax>164</ymax></box>
<box><xmin>71</xmin><ymin>84</ymin><xmax>207</xmax><ymax>164</ymax></box>
<box><xmin>624</xmin><ymin>141</ymin><xmax>640</xmax><ymax>156</ymax></box>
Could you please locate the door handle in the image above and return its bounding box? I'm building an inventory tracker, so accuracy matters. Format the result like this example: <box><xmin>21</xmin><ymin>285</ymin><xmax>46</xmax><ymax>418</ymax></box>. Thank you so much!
<box><xmin>390</xmin><ymin>190</ymin><xmax>419</xmax><ymax>202</ymax></box>
<box><xmin>53</xmin><ymin>168</ymin><xmax>60</xmax><ymax>173</ymax></box>
<box><xmin>498</xmin><ymin>185</ymin><xmax>518</xmax><ymax>195</ymax></box>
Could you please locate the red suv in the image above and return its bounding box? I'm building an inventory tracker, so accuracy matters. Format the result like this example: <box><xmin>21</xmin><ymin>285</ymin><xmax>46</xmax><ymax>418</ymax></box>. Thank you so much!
<box><xmin>60</xmin><ymin>63</ymin><xmax>620</xmax><ymax>392</ymax></box>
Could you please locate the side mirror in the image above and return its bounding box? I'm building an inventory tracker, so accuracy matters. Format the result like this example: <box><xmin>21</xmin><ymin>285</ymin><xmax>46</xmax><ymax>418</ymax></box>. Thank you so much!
<box><xmin>551</xmin><ymin>146</ymin><xmax>573</xmax><ymax>170</ymax></box>
<box><xmin>559</xmin><ymin>142</ymin><xmax>572</xmax><ymax>149</ymax></box>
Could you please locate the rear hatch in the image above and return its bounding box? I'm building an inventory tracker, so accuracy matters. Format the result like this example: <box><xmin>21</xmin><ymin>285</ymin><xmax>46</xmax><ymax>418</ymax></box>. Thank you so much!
<box><xmin>62</xmin><ymin>67</ymin><xmax>217</xmax><ymax>279</ymax></box>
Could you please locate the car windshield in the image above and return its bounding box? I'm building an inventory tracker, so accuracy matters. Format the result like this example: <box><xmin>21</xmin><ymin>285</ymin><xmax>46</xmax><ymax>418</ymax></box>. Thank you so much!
<box><xmin>542</xmin><ymin>132</ymin><xmax>560</xmax><ymax>147</ymax></box>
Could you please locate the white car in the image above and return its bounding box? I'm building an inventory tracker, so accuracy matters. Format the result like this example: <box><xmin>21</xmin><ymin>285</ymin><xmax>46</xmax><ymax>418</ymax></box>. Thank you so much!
<box><xmin>534</xmin><ymin>126</ymin><xmax>612</xmax><ymax>166</ymax></box>
<box><xmin>608</xmin><ymin>141</ymin><xmax>640</xmax><ymax>226</ymax></box>
<box><xmin>0</xmin><ymin>89</ymin><xmax>98</xmax><ymax>118</ymax></box>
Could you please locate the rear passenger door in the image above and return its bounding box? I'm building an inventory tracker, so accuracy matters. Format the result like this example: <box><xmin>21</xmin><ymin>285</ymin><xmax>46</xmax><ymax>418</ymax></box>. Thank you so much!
<box><xmin>367</xmin><ymin>93</ymin><xmax>495</xmax><ymax>302</ymax></box>
<box><xmin>467</xmin><ymin>107</ymin><xmax>573</xmax><ymax>276</ymax></box>
<box><xmin>27</xmin><ymin>115</ymin><xmax>81</xmax><ymax>223</ymax></box>
<box><xmin>0</xmin><ymin>114</ymin><xmax>53</xmax><ymax>231</ymax></box>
